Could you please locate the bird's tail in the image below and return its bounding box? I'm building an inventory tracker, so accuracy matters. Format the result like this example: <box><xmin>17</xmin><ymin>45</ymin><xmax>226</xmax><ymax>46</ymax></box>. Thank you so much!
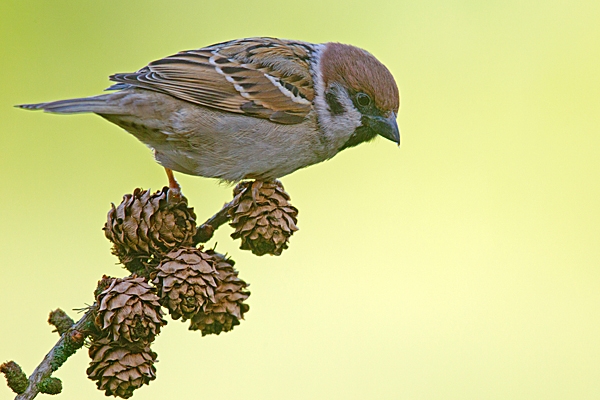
<box><xmin>16</xmin><ymin>94</ymin><xmax>121</xmax><ymax>115</ymax></box>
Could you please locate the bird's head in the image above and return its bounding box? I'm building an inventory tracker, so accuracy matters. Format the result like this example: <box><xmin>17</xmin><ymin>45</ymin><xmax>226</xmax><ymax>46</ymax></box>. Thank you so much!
<box><xmin>315</xmin><ymin>42</ymin><xmax>400</xmax><ymax>150</ymax></box>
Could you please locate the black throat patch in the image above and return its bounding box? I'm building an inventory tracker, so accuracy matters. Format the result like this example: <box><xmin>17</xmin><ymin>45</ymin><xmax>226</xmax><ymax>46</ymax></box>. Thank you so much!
<box><xmin>339</xmin><ymin>123</ymin><xmax>378</xmax><ymax>151</ymax></box>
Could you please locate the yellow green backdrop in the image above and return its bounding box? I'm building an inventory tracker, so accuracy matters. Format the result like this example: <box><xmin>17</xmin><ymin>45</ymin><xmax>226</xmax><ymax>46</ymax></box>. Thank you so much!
<box><xmin>1</xmin><ymin>1</ymin><xmax>599</xmax><ymax>399</ymax></box>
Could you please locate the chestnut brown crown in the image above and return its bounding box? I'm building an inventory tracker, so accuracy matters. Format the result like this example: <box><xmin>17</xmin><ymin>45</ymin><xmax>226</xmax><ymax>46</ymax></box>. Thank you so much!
<box><xmin>320</xmin><ymin>43</ymin><xmax>400</xmax><ymax>115</ymax></box>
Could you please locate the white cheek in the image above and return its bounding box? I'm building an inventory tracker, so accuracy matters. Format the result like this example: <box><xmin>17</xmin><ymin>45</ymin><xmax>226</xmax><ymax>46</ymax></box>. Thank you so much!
<box><xmin>332</xmin><ymin>90</ymin><xmax>362</xmax><ymax>129</ymax></box>
<box><xmin>311</xmin><ymin>45</ymin><xmax>363</xmax><ymax>150</ymax></box>
<box><xmin>314</xmin><ymin>84</ymin><xmax>362</xmax><ymax>147</ymax></box>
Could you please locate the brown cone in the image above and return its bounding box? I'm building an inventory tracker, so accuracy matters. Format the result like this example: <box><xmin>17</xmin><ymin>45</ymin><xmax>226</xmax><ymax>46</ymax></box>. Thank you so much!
<box><xmin>229</xmin><ymin>180</ymin><xmax>298</xmax><ymax>256</ymax></box>
<box><xmin>152</xmin><ymin>247</ymin><xmax>219</xmax><ymax>321</ymax></box>
<box><xmin>87</xmin><ymin>337</ymin><xmax>156</xmax><ymax>399</ymax></box>
<box><xmin>189</xmin><ymin>251</ymin><xmax>250</xmax><ymax>336</ymax></box>
<box><xmin>104</xmin><ymin>187</ymin><xmax>197</xmax><ymax>276</ymax></box>
<box><xmin>94</xmin><ymin>276</ymin><xmax>166</xmax><ymax>346</ymax></box>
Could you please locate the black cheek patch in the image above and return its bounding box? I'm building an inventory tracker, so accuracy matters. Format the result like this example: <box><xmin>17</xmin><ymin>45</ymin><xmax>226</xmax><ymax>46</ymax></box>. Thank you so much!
<box><xmin>326</xmin><ymin>91</ymin><xmax>345</xmax><ymax>115</ymax></box>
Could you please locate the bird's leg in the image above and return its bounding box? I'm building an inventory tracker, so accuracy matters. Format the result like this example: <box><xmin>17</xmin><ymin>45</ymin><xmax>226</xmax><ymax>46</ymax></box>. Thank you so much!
<box><xmin>165</xmin><ymin>168</ymin><xmax>182</xmax><ymax>201</ymax></box>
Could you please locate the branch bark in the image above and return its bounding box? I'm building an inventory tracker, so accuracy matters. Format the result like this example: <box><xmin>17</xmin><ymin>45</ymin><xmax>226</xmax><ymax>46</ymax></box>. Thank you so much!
<box><xmin>15</xmin><ymin>308</ymin><xmax>96</xmax><ymax>400</ymax></box>
<box><xmin>194</xmin><ymin>198</ymin><xmax>236</xmax><ymax>243</ymax></box>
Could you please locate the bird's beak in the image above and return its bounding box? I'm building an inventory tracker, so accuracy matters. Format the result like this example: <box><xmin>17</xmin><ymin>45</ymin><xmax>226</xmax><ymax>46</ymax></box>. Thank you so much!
<box><xmin>366</xmin><ymin>112</ymin><xmax>400</xmax><ymax>145</ymax></box>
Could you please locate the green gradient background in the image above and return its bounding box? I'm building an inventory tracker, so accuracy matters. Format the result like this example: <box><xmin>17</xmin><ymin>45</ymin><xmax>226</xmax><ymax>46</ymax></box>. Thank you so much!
<box><xmin>1</xmin><ymin>1</ymin><xmax>599</xmax><ymax>399</ymax></box>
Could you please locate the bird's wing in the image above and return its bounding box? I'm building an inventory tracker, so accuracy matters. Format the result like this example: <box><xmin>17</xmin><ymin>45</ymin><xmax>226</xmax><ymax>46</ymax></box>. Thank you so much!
<box><xmin>108</xmin><ymin>37</ymin><xmax>316</xmax><ymax>125</ymax></box>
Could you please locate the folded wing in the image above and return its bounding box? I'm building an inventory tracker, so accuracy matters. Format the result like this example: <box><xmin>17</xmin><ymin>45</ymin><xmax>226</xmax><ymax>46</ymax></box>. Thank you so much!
<box><xmin>108</xmin><ymin>37</ymin><xmax>316</xmax><ymax>125</ymax></box>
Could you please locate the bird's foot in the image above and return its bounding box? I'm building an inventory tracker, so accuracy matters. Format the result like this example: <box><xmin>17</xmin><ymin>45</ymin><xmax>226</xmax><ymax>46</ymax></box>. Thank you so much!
<box><xmin>165</xmin><ymin>168</ymin><xmax>182</xmax><ymax>202</ymax></box>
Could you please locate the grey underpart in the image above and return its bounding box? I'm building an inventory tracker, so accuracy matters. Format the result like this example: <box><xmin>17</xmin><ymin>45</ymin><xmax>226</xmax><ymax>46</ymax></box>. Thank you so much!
<box><xmin>21</xmin><ymin>89</ymin><xmax>354</xmax><ymax>182</ymax></box>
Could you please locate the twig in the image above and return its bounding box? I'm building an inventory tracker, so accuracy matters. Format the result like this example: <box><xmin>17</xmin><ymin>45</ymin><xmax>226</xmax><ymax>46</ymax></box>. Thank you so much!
<box><xmin>6</xmin><ymin>189</ymin><xmax>242</xmax><ymax>399</ymax></box>
<box><xmin>47</xmin><ymin>309</ymin><xmax>74</xmax><ymax>336</ymax></box>
<box><xmin>194</xmin><ymin>197</ymin><xmax>237</xmax><ymax>243</ymax></box>
<box><xmin>14</xmin><ymin>307</ymin><xmax>96</xmax><ymax>400</ymax></box>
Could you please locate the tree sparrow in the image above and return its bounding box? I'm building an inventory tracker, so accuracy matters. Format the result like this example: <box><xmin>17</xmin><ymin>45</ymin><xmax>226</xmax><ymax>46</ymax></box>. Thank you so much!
<box><xmin>19</xmin><ymin>37</ymin><xmax>400</xmax><ymax>187</ymax></box>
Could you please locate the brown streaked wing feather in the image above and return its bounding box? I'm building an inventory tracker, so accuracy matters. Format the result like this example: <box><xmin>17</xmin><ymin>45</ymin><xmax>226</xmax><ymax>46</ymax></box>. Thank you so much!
<box><xmin>109</xmin><ymin>38</ymin><xmax>316</xmax><ymax>125</ymax></box>
<box><xmin>212</xmin><ymin>38</ymin><xmax>315</xmax><ymax>101</ymax></box>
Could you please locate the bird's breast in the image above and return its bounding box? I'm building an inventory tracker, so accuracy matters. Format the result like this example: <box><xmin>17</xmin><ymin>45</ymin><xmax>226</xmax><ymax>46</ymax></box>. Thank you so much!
<box><xmin>105</xmin><ymin>90</ymin><xmax>339</xmax><ymax>181</ymax></box>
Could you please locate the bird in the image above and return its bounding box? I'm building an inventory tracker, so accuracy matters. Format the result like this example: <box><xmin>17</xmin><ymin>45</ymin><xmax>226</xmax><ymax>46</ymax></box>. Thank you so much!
<box><xmin>18</xmin><ymin>37</ymin><xmax>400</xmax><ymax>193</ymax></box>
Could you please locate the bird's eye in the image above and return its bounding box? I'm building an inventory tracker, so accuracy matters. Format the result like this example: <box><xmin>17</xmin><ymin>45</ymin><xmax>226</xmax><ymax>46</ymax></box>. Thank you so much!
<box><xmin>356</xmin><ymin>92</ymin><xmax>372</xmax><ymax>108</ymax></box>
